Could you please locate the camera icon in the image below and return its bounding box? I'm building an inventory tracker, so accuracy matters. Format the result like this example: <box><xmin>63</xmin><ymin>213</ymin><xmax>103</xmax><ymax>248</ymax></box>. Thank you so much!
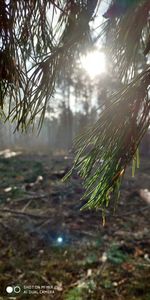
<box><xmin>6</xmin><ymin>285</ymin><xmax>21</xmax><ymax>294</ymax></box>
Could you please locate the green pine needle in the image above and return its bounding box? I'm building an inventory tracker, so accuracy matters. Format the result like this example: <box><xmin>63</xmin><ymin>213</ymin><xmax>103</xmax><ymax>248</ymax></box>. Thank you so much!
<box><xmin>64</xmin><ymin>68</ymin><xmax>150</xmax><ymax>211</ymax></box>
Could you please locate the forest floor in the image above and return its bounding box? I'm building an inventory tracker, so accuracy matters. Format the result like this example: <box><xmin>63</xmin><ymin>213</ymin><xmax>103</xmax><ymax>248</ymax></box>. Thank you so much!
<box><xmin>0</xmin><ymin>149</ymin><xmax>149</xmax><ymax>300</ymax></box>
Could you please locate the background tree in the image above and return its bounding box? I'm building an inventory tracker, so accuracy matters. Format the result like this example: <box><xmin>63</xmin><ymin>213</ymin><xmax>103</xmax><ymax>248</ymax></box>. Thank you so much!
<box><xmin>1</xmin><ymin>0</ymin><xmax>150</xmax><ymax>213</ymax></box>
<box><xmin>68</xmin><ymin>0</ymin><xmax>150</xmax><ymax>213</ymax></box>
<box><xmin>0</xmin><ymin>0</ymin><xmax>98</xmax><ymax>130</ymax></box>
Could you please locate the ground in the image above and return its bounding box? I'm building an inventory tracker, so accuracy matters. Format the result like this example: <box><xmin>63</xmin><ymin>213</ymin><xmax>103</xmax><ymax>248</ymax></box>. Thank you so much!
<box><xmin>0</xmin><ymin>150</ymin><xmax>149</xmax><ymax>300</ymax></box>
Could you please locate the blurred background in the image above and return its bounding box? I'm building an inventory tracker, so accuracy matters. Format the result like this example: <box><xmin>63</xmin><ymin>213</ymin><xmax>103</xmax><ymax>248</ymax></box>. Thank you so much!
<box><xmin>0</xmin><ymin>0</ymin><xmax>150</xmax><ymax>299</ymax></box>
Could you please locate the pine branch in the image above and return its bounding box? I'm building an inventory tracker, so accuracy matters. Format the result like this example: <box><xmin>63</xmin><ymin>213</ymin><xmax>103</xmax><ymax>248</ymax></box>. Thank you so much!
<box><xmin>0</xmin><ymin>0</ymin><xmax>98</xmax><ymax>130</ymax></box>
<box><xmin>65</xmin><ymin>68</ymin><xmax>150</xmax><ymax>211</ymax></box>
<box><xmin>104</xmin><ymin>0</ymin><xmax>150</xmax><ymax>82</ymax></box>
<box><xmin>64</xmin><ymin>0</ymin><xmax>150</xmax><ymax>214</ymax></box>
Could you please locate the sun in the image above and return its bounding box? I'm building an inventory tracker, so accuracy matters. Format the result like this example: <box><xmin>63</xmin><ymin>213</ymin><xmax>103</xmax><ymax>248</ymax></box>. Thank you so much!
<box><xmin>81</xmin><ymin>50</ymin><xmax>106</xmax><ymax>79</ymax></box>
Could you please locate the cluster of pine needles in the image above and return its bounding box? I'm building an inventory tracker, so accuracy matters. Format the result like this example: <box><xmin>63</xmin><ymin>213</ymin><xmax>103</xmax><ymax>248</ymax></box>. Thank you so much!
<box><xmin>65</xmin><ymin>68</ymin><xmax>150</xmax><ymax>211</ymax></box>
<box><xmin>0</xmin><ymin>0</ymin><xmax>99</xmax><ymax>130</ymax></box>
<box><xmin>1</xmin><ymin>0</ymin><xmax>150</xmax><ymax>212</ymax></box>
<box><xmin>65</xmin><ymin>0</ymin><xmax>150</xmax><ymax>212</ymax></box>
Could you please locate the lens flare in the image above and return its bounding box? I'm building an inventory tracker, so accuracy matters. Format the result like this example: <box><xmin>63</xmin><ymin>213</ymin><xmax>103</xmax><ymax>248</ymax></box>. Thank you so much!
<box><xmin>81</xmin><ymin>51</ymin><xmax>106</xmax><ymax>79</ymax></box>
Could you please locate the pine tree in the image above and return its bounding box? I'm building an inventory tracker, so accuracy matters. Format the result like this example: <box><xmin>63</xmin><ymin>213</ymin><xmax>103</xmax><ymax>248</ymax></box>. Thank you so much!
<box><xmin>0</xmin><ymin>0</ymin><xmax>98</xmax><ymax>130</ymax></box>
<box><xmin>1</xmin><ymin>0</ymin><xmax>150</xmax><ymax>212</ymax></box>
<box><xmin>64</xmin><ymin>0</ymin><xmax>150</xmax><ymax>212</ymax></box>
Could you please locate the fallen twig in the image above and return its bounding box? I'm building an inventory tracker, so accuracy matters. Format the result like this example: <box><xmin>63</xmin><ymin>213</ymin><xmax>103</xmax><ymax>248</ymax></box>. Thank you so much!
<box><xmin>21</xmin><ymin>199</ymin><xmax>33</xmax><ymax>212</ymax></box>
<box><xmin>0</xmin><ymin>208</ymin><xmax>50</xmax><ymax>219</ymax></box>
<box><xmin>13</xmin><ymin>194</ymin><xmax>49</xmax><ymax>203</ymax></box>
<box><xmin>114</xmin><ymin>205</ymin><xmax>150</xmax><ymax>218</ymax></box>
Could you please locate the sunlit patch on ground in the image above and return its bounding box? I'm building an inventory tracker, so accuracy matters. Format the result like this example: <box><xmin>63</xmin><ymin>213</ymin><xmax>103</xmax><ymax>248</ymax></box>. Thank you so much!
<box><xmin>0</xmin><ymin>149</ymin><xmax>22</xmax><ymax>158</ymax></box>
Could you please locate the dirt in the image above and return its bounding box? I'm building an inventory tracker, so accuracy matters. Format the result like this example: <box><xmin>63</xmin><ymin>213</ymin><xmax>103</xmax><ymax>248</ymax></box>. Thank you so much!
<box><xmin>0</xmin><ymin>152</ymin><xmax>149</xmax><ymax>300</ymax></box>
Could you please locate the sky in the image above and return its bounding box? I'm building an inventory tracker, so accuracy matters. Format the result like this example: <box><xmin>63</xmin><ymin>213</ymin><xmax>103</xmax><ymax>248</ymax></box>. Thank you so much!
<box><xmin>68</xmin><ymin>1</ymin><xmax>110</xmax><ymax>112</ymax></box>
